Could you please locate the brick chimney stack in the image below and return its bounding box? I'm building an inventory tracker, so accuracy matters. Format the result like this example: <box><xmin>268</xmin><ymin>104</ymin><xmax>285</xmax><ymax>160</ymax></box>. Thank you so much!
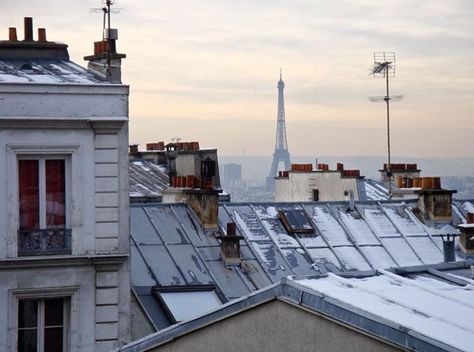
<box><xmin>84</xmin><ymin>28</ymin><xmax>126</xmax><ymax>83</ymax></box>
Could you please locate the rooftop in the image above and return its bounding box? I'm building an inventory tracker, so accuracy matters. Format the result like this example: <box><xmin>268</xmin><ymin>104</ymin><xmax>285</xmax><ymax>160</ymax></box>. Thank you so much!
<box><xmin>121</xmin><ymin>263</ymin><xmax>474</xmax><ymax>352</ymax></box>
<box><xmin>130</xmin><ymin>199</ymin><xmax>473</xmax><ymax>330</ymax></box>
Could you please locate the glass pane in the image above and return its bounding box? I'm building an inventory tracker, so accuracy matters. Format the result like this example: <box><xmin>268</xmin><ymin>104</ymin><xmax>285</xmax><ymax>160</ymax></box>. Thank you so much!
<box><xmin>45</xmin><ymin>160</ymin><xmax>65</xmax><ymax>228</ymax></box>
<box><xmin>44</xmin><ymin>327</ymin><xmax>63</xmax><ymax>352</ymax></box>
<box><xmin>19</xmin><ymin>160</ymin><xmax>39</xmax><ymax>230</ymax></box>
<box><xmin>160</xmin><ymin>291</ymin><xmax>221</xmax><ymax>321</ymax></box>
<box><xmin>18</xmin><ymin>300</ymin><xmax>38</xmax><ymax>328</ymax></box>
<box><xmin>44</xmin><ymin>299</ymin><xmax>63</xmax><ymax>326</ymax></box>
<box><xmin>18</xmin><ymin>329</ymin><xmax>37</xmax><ymax>352</ymax></box>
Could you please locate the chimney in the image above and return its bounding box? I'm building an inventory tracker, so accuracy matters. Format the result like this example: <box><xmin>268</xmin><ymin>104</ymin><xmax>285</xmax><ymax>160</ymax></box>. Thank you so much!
<box><xmin>38</xmin><ymin>28</ymin><xmax>46</xmax><ymax>42</ymax></box>
<box><xmin>1</xmin><ymin>18</ymin><xmax>69</xmax><ymax>60</ymax></box>
<box><xmin>166</xmin><ymin>144</ymin><xmax>178</xmax><ymax>185</ymax></box>
<box><xmin>380</xmin><ymin>163</ymin><xmax>421</xmax><ymax>184</ymax></box>
<box><xmin>458</xmin><ymin>212</ymin><xmax>474</xmax><ymax>255</ymax></box>
<box><xmin>344</xmin><ymin>189</ymin><xmax>355</xmax><ymax>212</ymax></box>
<box><xmin>216</xmin><ymin>223</ymin><xmax>243</xmax><ymax>267</ymax></box>
<box><xmin>416</xmin><ymin>178</ymin><xmax>456</xmax><ymax>222</ymax></box>
<box><xmin>84</xmin><ymin>28</ymin><xmax>126</xmax><ymax>83</ymax></box>
<box><xmin>441</xmin><ymin>233</ymin><xmax>457</xmax><ymax>263</ymax></box>
<box><xmin>185</xmin><ymin>188</ymin><xmax>219</xmax><ymax>230</ymax></box>
<box><xmin>9</xmin><ymin>27</ymin><xmax>17</xmax><ymax>41</ymax></box>
<box><xmin>24</xmin><ymin>17</ymin><xmax>33</xmax><ymax>41</ymax></box>
<box><xmin>129</xmin><ymin>144</ymin><xmax>139</xmax><ymax>154</ymax></box>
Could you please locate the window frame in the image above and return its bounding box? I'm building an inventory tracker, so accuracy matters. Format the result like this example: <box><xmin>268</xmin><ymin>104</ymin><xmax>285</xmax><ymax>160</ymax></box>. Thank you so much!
<box><xmin>152</xmin><ymin>285</ymin><xmax>222</xmax><ymax>324</ymax></box>
<box><xmin>17</xmin><ymin>155</ymin><xmax>72</xmax><ymax>230</ymax></box>
<box><xmin>6</xmin><ymin>144</ymin><xmax>80</xmax><ymax>258</ymax></box>
<box><xmin>17</xmin><ymin>297</ymin><xmax>70</xmax><ymax>352</ymax></box>
<box><xmin>9</xmin><ymin>287</ymin><xmax>79</xmax><ymax>352</ymax></box>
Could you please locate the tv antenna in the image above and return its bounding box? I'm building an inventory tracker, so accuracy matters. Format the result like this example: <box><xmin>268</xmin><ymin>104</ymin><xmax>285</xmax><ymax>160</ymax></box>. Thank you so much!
<box><xmin>89</xmin><ymin>1</ymin><xmax>122</xmax><ymax>76</ymax></box>
<box><xmin>369</xmin><ymin>52</ymin><xmax>403</xmax><ymax>199</ymax></box>
<box><xmin>171</xmin><ymin>136</ymin><xmax>183</xmax><ymax>143</ymax></box>
<box><xmin>90</xmin><ymin>1</ymin><xmax>122</xmax><ymax>39</ymax></box>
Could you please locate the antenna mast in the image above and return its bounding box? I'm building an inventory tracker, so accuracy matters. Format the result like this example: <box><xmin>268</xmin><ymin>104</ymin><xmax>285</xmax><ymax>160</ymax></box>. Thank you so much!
<box><xmin>89</xmin><ymin>0</ymin><xmax>121</xmax><ymax>76</ymax></box>
<box><xmin>369</xmin><ymin>52</ymin><xmax>403</xmax><ymax>199</ymax></box>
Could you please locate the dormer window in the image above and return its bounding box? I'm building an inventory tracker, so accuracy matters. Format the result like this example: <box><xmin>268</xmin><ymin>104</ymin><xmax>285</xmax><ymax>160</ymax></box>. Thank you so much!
<box><xmin>20</xmin><ymin>63</ymin><xmax>33</xmax><ymax>71</ymax></box>
<box><xmin>18</xmin><ymin>157</ymin><xmax>71</xmax><ymax>256</ymax></box>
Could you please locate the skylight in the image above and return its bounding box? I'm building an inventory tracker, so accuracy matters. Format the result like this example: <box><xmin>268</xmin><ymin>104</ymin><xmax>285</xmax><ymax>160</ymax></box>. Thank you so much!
<box><xmin>278</xmin><ymin>209</ymin><xmax>314</xmax><ymax>235</ymax></box>
<box><xmin>154</xmin><ymin>286</ymin><xmax>222</xmax><ymax>323</ymax></box>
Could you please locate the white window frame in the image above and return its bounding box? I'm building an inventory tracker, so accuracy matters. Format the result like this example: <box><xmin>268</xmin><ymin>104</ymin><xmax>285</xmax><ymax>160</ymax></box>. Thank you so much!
<box><xmin>9</xmin><ymin>286</ymin><xmax>79</xmax><ymax>352</ymax></box>
<box><xmin>17</xmin><ymin>155</ymin><xmax>72</xmax><ymax>230</ymax></box>
<box><xmin>6</xmin><ymin>144</ymin><xmax>81</xmax><ymax>258</ymax></box>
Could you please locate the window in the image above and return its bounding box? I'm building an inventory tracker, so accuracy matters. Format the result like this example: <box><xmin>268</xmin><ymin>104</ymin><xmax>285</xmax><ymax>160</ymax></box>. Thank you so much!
<box><xmin>278</xmin><ymin>209</ymin><xmax>314</xmax><ymax>235</ymax></box>
<box><xmin>153</xmin><ymin>285</ymin><xmax>222</xmax><ymax>323</ymax></box>
<box><xmin>18</xmin><ymin>298</ymin><xmax>68</xmax><ymax>352</ymax></box>
<box><xmin>312</xmin><ymin>189</ymin><xmax>319</xmax><ymax>201</ymax></box>
<box><xmin>19</xmin><ymin>159</ymin><xmax>66</xmax><ymax>230</ymax></box>
<box><xmin>17</xmin><ymin>157</ymin><xmax>71</xmax><ymax>256</ymax></box>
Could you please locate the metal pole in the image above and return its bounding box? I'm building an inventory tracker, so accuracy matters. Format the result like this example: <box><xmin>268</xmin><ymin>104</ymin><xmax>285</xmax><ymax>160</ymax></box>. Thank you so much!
<box><xmin>386</xmin><ymin>65</ymin><xmax>392</xmax><ymax>199</ymax></box>
<box><xmin>106</xmin><ymin>0</ymin><xmax>112</xmax><ymax>78</ymax></box>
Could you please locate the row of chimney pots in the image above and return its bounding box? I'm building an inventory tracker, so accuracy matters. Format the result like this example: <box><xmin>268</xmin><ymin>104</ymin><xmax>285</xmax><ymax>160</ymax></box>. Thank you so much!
<box><xmin>4</xmin><ymin>18</ymin><xmax>47</xmax><ymax>42</ymax></box>
<box><xmin>129</xmin><ymin>141</ymin><xmax>201</xmax><ymax>153</ymax></box>
<box><xmin>397</xmin><ymin>176</ymin><xmax>442</xmax><ymax>190</ymax></box>
<box><xmin>282</xmin><ymin>163</ymin><xmax>360</xmax><ymax>177</ymax></box>
<box><xmin>171</xmin><ymin>175</ymin><xmax>212</xmax><ymax>189</ymax></box>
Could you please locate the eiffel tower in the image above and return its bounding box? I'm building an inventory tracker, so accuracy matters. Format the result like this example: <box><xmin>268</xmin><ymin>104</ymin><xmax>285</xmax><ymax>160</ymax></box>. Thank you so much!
<box><xmin>266</xmin><ymin>70</ymin><xmax>291</xmax><ymax>190</ymax></box>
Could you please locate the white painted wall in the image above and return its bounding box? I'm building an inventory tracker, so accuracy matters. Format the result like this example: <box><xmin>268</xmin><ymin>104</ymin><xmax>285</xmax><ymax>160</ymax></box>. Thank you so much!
<box><xmin>275</xmin><ymin>171</ymin><xmax>361</xmax><ymax>202</ymax></box>
<box><xmin>0</xmin><ymin>81</ymin><xmax>130</xmax><ymax>351</ymax></box>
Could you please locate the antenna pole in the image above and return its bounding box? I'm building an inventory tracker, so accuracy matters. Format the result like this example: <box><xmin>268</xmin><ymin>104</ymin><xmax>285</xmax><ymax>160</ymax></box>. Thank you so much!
<box><xmin>102</xmin><ymin>9</ymin><xmax>106</xmax><ymax>40</ymax></box>
<box><xmin>106</xmin><ymin>0</ymin><xmax>112</xmax><ymax>77</ymax></box>
<box><xmin>385</xmin><ymin>65</ymin><xmax>392</xmax><ymax>199</ymax></box>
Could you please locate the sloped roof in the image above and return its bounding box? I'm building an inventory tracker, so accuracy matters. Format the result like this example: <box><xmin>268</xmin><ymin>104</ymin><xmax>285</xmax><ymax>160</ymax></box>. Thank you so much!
<box><xmin>120</xmin><ymin>263</ymin><xmax>474</xmax><ymax>352</ymax></box>
<box><xmin>130</xmin><ymin>199</ymin><xmax>473</xmax><ymax>329</ymax></box>
<box><xmin>0</xmin><ymin>59</ymin><xmax>102</xmax><ymax>84</ymax></box>
<box><xmin>363</xmin><ymin>178</ymin><xmax>390</xmax><ymax>200</ymax></box>
<box><xmin>129</xmin><ymin>160</ymin><xmax>169</xmax><ymax>201</ymax></box>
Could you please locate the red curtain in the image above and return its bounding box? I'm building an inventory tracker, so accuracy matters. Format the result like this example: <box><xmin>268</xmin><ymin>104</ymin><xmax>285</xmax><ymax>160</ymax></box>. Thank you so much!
<box><xmin>19</xmin><ymin>160</ymin><xmax>39</xmax><ymax>230</ymax></box>
<box><xmin>46</xmin><ymin>160</ymin><xmax>65</xmax><ymax>228</ymax></box>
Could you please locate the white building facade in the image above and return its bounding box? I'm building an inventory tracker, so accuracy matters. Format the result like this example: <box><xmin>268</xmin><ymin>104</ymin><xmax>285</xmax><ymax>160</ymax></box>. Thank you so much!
<box><xmin>0</xmin><ymin>18</ymin><xmax>130</xmax><ymax>351</ymax></box>
<box><xmin>275</xmin><ymin>168</ymin><xmax>363</xmax><ymax>202</ymax></box>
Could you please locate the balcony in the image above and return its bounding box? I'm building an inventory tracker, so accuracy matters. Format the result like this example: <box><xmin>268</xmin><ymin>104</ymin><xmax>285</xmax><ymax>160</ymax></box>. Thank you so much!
<box><xmin>18</xmin><ymin>229</ymin><xmax>72</xmax><ymax>256</ymax></box>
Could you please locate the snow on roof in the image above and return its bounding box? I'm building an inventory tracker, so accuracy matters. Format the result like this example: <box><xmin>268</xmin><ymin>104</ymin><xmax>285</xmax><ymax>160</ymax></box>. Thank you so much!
<box><xmin>129</xmin><ymin>160</ymin><xmax>169</xmax><ymax>200</ymax></box>
<box><xmin>296</xmin><ymin>270</ymin><xmax>474</xmax><ymax>351</ymax></box>
<box><xmin>363</xmin><ymin>178</ymin><xmax>390</xmax><ymax>201</ymax></box>
<box><xmin>0</xmin><ymin>59</ymin><xmax>102</xmax><ymax>84</ymax></box>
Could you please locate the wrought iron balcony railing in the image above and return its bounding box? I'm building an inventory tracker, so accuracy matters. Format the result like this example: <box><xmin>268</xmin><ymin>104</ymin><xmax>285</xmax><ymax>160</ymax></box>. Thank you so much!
<box><xmin>18</xmin><ymin>229</ymin><xmax>72</xmax><ymax>256</ymax></box>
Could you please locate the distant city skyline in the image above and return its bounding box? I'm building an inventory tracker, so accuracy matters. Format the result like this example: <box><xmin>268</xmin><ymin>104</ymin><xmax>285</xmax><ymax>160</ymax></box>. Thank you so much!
<box><xmin>1</xmin><ymin>0</ymin><xmax>473</xmax><ymax>157</ymax></box>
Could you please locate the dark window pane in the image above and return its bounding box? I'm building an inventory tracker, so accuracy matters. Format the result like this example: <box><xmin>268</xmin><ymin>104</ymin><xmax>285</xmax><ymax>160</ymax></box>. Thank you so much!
<box><xmin>45</xmin><ymin>160</ymin><xmax>66</xmax><ymax>228</ymax></box>
<box><xmin>18</xmin><ymin>300</ymin><xmax>38</xmax><ymax>328</ymax></box>
<box><xmin>18</xmin><ymin>329</ymin><xmax>37</xmax><ymax>352</ymax></box>
<box><xmin>44</xmin><ymin>327</ymin><xmax>63</xmax><ymax>352</ymax></box>
<box><xmin>279</xmin><ymin>209</ymin><xmax>314</xmax><ymax>234</ymax></box>
<box><xmin>19</xmin><ymin>160</ymin><xmax>39</xmax><ymax>230</ymax></box>
<box><xmin>44</xmin><ymin>299</ymin><xmax>63</xmax><ymax>326</ymax></box>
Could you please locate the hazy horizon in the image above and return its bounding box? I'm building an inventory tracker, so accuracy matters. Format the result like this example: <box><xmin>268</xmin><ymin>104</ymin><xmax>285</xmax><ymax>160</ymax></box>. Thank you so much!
<box><xmin>2</xmin><ymin>0</ymin><xmax>473</xmax><ymax>157</ymax></box>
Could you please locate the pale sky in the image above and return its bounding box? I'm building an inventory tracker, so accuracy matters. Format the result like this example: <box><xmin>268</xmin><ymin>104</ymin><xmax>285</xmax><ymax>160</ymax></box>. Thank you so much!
<box><xmin>1</xmin><ymin>0</ymin><xmax>473</xmax><ymax>157</ymax></box>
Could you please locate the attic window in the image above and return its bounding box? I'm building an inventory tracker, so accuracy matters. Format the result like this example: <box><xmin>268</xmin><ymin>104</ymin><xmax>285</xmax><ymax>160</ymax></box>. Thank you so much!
<box><xmin>20</xmin><ymin>63</ymin><xmax>33</xmax><ymax>71</ymax></box>
<box><xmin>153</xmin><ymin>285</ymin><xmax>222</xmax><ymax>323</ymax></box>
<box><xmin>278</xmin><ymin>209</ymin><xmax>314</xmax><ymax>235</ymax></box>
